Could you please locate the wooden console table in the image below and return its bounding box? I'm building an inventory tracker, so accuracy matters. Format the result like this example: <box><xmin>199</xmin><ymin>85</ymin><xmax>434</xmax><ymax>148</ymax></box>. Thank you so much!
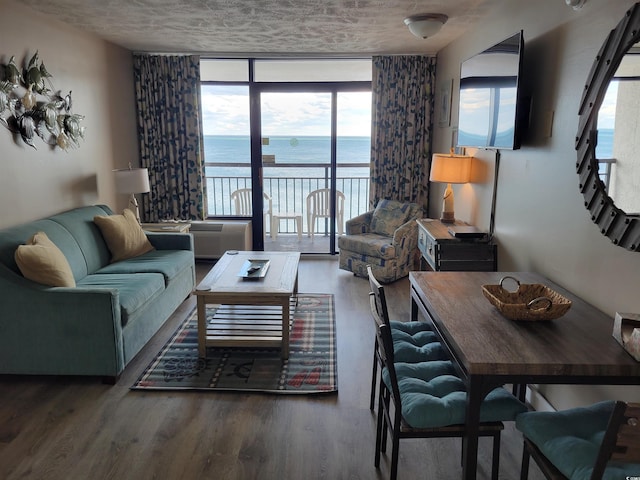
<box><xmin>409</xmin><ymin>271</ymin><xmax>640</xmax><ymax>480</ymax></box>
<box><xmin>416</xmin><ymin>219</ymin><xmax>496</xmax><ymax>271</ymax></box>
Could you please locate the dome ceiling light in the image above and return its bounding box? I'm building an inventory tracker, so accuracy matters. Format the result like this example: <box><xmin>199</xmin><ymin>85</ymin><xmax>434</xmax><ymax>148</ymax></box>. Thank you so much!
<box><xmin>404</xmin><ymin>13</ymin><xmax>448</xmax><ymax>39</ymax></box>
<box><xmin>565</xmin><ymin>0</ymin><xmax>587</xmax><ymax>10</ymax></box>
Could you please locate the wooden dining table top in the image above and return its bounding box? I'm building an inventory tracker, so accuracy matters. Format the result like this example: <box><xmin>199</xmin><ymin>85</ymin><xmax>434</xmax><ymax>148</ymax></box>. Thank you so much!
<box><xmin>409</xmin><ymin>271</ymin><xmax>640</xmax><ymax>381</ymax></box>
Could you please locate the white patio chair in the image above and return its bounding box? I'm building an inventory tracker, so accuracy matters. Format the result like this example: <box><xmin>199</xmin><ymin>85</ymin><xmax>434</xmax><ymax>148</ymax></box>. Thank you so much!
<box><xmin>305</xmin><ymin>188</ymin><xmax>345</xmax><ymax>238</ymax></box>
<box><xmin>230</xmin><ymin>188</ymin><xmax>272</xmax><ymax>238</ymax></box>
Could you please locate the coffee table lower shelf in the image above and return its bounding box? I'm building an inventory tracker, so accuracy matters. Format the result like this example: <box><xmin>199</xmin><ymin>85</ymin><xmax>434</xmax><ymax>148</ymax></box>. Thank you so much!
<box><xmin>199</xmin><ymin>298</ymin><xmax>297</xmax><ymax>357</ymax></box>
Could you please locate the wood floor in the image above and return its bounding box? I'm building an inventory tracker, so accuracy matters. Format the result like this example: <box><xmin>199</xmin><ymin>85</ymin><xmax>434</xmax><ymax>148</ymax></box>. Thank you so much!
<box><xmin>0</xmin><ymin>258</ymin><xmax>545</xmax><ymax>480</ymax></box>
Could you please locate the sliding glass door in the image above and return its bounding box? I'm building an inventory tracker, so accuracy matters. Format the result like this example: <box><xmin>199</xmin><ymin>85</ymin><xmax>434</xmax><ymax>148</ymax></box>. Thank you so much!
<box><xmin>260</xmin><ymin>90</ymin><xmax>335</xmax><ymax>253</ymax></box>
<box><xmin>201</xmin><ymin>59</ymin><xmax>371</xmax><ymax>254</ymax></box>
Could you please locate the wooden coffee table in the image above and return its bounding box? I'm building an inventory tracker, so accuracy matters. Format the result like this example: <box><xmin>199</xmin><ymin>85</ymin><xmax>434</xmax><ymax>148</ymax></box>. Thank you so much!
<box><xmin>193</xmin><ymin>251</ymin><xmax>300</xmax><ymax>359</ymax></box>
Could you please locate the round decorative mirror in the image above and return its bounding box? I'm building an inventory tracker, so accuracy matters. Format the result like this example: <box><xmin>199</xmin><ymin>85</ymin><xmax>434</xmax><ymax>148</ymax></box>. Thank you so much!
<box><xmin>576</xmin><ymin>2</ymin><xmax>640</xmax><ymax>251</ymax></box>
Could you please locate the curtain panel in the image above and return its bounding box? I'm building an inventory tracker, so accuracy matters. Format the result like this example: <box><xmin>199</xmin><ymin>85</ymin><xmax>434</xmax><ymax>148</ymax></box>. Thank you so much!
<box><xmin>370</xmin><ymin>56</ymin><xmax>436</xmax><ymax>210</ymax></box>
<box><xmin>133</xmin><ymin>54</ymin><xmax>206</xmax><ymax>221</ymax></box>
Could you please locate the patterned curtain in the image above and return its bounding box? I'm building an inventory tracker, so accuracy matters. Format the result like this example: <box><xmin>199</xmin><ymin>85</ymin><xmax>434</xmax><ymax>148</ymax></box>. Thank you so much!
<box><xmin>370</xmin><ymin>56</ymin><xmax>436</xmax><ymax>210</ymax></box>
<box><xmin>133</xmin><ymin>55</ymin><xmax>206</xmax><ymax>221</ymax></box>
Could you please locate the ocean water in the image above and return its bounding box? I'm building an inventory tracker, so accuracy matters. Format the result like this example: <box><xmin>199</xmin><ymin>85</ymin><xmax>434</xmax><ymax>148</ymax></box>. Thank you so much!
<box><xmin>203</xmin><ymin>135</ymin><xmax>372</xmax><ymax>218</ymax></box>
<box><xmin>596</xmin><ymin>128</ymin><xmax>613</xmax><ymax>158</ymax></box>
<box><xmin>204</xmin><ymin>135</ymin><xmax>370</xmax><ymax>176</ymax></box>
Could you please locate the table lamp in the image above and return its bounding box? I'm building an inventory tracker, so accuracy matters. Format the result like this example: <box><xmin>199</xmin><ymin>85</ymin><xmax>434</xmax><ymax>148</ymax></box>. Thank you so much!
<box><xmin>113</xmin><ymin>165</ymin><xmax>150</xmax><ymax>223</ymax></box>
<box><xmin>429</xmin><ymin>149</ymin><xmax>472</xmax><ymax>223</ymax></box>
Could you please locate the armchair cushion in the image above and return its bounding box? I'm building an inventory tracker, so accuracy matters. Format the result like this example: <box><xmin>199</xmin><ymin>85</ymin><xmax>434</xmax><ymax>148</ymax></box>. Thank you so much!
<box><xmin>338</xmin><ymin>233</ymin><xmax>396</xmax><ymax>259</ymax></box>
<box><xmin>345</xmin><ymin>211</ymin><xmax>374</xmax><ymax>235</ymax></box>
<box><xmin>370</xmin><ymin>199</ymin><xmax>412</xmax><ymax>236</ymax></box>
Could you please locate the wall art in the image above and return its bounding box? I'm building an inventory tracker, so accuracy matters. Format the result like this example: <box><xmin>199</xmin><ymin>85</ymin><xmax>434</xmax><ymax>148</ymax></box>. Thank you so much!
<box><xmin>1</xmin><ymin>52</ymin><xmax>85</xmax><ymax>150</ymax></box>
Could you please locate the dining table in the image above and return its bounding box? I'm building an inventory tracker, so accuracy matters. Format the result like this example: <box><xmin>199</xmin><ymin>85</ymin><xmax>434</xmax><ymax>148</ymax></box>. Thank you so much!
<box><xmin>409</xmin><ymin>271</ymin><xmax>640</xmax><ymax>480</ymax></box>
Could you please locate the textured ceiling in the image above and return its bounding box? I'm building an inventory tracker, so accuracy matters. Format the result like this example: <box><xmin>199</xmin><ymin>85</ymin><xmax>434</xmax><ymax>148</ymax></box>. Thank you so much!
<box><xmin>21</xmin><ymin>0</ymin><xmax>501</xmax><ymax>56</ymax></box>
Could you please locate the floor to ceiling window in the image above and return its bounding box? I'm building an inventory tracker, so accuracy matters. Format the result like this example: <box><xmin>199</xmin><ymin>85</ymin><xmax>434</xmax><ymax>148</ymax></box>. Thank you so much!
<box><xmin>200</xmin><ymin>59</ymin><xmax>371</xmax><ymax>254</ymax></box>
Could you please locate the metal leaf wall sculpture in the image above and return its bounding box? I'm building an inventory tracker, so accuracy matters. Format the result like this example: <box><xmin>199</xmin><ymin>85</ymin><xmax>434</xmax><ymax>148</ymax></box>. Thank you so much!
<box><xmin>1</xmin><ymin>52</ymin><xmax>85</xmax><ymax>150</ymax></box>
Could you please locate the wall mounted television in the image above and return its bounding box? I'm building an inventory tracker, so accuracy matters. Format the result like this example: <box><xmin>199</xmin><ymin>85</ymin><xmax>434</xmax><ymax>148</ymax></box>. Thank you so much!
<box><xmin>457</xmin><ymin>31</ymin><xmax>526</xmax><ymax>150</ymax></box>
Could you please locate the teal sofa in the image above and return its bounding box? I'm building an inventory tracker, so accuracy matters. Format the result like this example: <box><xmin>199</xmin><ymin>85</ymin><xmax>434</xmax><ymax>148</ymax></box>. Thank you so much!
<box><xmin>0</xmin><ymin>205</ymin><xmax>195</xmax><ymax>380</ymax></box>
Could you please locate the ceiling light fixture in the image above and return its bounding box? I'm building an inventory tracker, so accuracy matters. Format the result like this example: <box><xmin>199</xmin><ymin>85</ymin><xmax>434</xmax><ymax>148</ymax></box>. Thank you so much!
<box><xmin>404</xmin><ymin>13</ymin><xmax>448</xmax><ymax>39</ymax></box>
<box><xmin>565</xmin><ymin>0</ymin><xmax>587</xmax><ymax>10</ymax></box>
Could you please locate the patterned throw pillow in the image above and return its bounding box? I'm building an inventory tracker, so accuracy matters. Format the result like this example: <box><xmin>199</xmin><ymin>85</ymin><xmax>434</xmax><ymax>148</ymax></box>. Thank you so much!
<box><xmin>94</xmin><ymin>209</ymin><xmax>154</xmax><ymax>263</ymax></box>
<box><xmin>370</xmin><ymin>200</ymin><xmax>411</xmax><ymax>236</ymax></box>
<box><xmin>15</xmin><ymin>231</ymin><xmax>76</xmax><ymax>287</ymax></box>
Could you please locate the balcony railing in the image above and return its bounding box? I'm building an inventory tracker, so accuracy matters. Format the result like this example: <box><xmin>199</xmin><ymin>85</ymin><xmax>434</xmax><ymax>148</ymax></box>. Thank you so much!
<box><xmin>205</xmin><ymin>162</ymin><xmax>370</xmax><ymax>235</ymax></box>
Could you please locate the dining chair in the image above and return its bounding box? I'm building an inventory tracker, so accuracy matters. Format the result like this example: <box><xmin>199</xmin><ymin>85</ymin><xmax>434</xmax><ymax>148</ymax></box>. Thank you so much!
<box><xmin>305</xmin><ymin>188</ymin><xmax>345</xmax><ymax>237</ymax></box>
<box><xmin>367</xmin><ymin>265</ymin><xmax>446</xmax><ymax>411</ymax></box>
<box><xmin>516</xmin><ymin>400</ymin><xmax>640</xmax><ymax>480</ymax></box>
<box><xmin>374</xmin><ymin>319</ymin><xmax>527</xmax><ymax>480</ymax></box>
<box><xmin>230</xmin><ymin>188</ymin><xmax>272</xmax><ymax>238</ymax></box>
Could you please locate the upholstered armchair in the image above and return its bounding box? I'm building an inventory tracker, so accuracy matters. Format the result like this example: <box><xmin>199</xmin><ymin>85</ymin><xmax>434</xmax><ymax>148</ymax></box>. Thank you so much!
<box><xmin>338</xmin><ymin>199</ymin><xmax>424</xmax><ymax>283</ymax></box>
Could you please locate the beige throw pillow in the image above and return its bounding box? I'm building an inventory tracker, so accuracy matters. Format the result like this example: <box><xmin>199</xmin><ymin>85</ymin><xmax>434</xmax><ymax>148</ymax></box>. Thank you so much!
<box><xmin>94</xmin><ymin>209</ymin><xmax>154</xmax><ymax>263</ymax></box>
<box><xmin>15</xmin><ymin>231</ymin><xmax>76</xmax><ymax>287</ymax></box>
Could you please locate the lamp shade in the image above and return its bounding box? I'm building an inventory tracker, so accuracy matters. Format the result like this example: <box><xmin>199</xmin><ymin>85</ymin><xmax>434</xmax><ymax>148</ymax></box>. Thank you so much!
<box><xmin>404</xmin><ymin>14</ymin><xmax>448</xmax><ymax>39</ymax></box>
<box><xmin>113</xmin><ymin>168</ymin><xmax>150</xmax><ymax>194</ymax></box>
<box><xmin>430</xmin><ymin>153</ymin><xmax>472</xmax><ymax>184</ymax></box>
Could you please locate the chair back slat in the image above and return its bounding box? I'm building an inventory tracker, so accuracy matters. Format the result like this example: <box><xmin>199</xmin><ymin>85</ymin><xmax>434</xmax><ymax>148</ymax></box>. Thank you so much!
<box><xmin>367</xmin><ymin>265</ymin><xmax>390</xmax><ymax>327</ymax></box>
<box><xmin>610</xmin><ymin>403</ymin><xmax>640</xmax><ymax>464</ymax></box>
<box><xmin>377</xmin><ymin>323</ymin><xmax>403</xmax><ymax>406</ymax></box>
<box><xmin>368</xmin><ymin>266</ymin><xmax>402</xmax><ymax>411</ymax></box>
<box><xmin>592</xmin><ymin>401</ymin><xmax>640</xmax><ymax>479</ymax></box>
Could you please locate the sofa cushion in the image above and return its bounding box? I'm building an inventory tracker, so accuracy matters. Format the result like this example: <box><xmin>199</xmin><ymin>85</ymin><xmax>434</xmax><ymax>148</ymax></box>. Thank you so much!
<box><xmin>94</xmin><ymin>209</ymin><xmax>154</xmax><ymax>263</ymax></box>
<box><xmin>338</xmin><ymin>233</ymin><xmax>396</xmax><ymax>259</ymax></box>
<box><xmin>77</xmin><ymin>273</ymin><xmax>165</xmax><ymax>326</ymax></box>
<box><xmin>15</xmin><ymin>231</ymin><xmax>76</xmax><ymax>287</ymax></box>
<box><xmin>382</xmin><ymin>360</ymin><xmax>526</xmax><ymax>428</ymax></box>
<box><xmin>47</xmin><ymin>204</ymin><xmax>113</xmax><ymax>273</ymax></box>
<box><xmin>95</xmin><ymin>250</ymin><xmax>194</xmax><ymax>285</ymax></box>
<box><xmin>370</xmin><ymin>200</ymin><xmax>412</xmax><ymax>236</ymax></box>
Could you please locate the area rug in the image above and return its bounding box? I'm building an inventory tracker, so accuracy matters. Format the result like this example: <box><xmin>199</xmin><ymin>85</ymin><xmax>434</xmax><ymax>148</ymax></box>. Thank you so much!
<box><xmin>131</xmin><ymin>294</ymin><xmax>337</xmax><ymax>394</ymax></box>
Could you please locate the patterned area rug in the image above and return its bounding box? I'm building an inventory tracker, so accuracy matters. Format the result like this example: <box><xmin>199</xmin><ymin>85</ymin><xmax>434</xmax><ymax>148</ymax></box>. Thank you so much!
<box><xmin>131</xmin><ymin>294</ymin><xmax>337</xmax><ymax>394</ymax></box>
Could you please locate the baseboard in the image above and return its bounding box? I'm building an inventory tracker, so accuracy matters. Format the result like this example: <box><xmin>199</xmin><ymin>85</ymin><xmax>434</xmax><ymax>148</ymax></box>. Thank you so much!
<box><xmin>525</xmin><ymin>384</ymin><xmax>556</xmax><ymax>412</ymax></box>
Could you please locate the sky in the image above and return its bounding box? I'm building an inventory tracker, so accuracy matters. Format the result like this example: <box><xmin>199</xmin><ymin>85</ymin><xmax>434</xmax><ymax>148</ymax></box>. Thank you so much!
<box><xmin>200</xmin><ymin>86</ymin><xmax>372</xmax><ymax>137</ymax></box>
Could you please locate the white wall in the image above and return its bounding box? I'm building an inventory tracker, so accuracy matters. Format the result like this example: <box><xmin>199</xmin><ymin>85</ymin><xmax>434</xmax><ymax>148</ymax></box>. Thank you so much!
<box><xmin>432</xmin><ymin>0</ymin><xmax>640</xmax><ymax>410</ymax></box>
<box><xmin>0</xmin><ymin>0</ymin><xmax>138</xmax><ymax>228</ymax></box>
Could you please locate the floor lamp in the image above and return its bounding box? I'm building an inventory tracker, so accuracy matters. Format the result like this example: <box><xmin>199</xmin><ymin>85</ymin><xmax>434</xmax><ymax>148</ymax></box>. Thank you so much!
<box><xmin>113</xmin><ymin>166</ymin><xmax>150</xmax><ymax>223</ymax></box>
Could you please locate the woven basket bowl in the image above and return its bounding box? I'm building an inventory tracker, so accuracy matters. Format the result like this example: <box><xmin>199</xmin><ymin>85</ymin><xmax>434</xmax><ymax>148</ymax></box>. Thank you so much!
<box><xmin>481</xmin><ymin>276</ymin><xmax>572</xmax><ymax>321</ymax></box>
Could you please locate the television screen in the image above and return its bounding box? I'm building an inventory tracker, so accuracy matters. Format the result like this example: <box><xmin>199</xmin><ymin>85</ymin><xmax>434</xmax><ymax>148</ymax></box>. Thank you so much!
<box><xmin>457</xmin><ymin>31</ymin><xmax>525</xmax><ymax>150</ymax></box>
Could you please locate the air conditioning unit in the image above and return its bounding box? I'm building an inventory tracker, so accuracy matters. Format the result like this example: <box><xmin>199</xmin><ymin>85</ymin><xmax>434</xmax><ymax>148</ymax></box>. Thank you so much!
<box><xmin>190</xmin><ymin>220</ymin><xmax>252</xmax><ymax>259</ymax></box>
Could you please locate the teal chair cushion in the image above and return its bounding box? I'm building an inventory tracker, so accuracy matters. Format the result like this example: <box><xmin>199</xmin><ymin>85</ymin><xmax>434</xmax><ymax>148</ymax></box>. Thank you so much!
<box><xmin>516</xmin><ymin>400</ymin><xmax>640</xmax><ymax>480</ymax></box>
<box><xmin>389</xmin><ymin>320</ymin><xmax>448</xmax><ymax>363</ymax></box>
<box><xmin>389</xmin><ymin>320</ymin><xmax>433</xmax><ymax>334</ymax></box>
<box><xmin>382</xmin><ymin>360</ymin><xmax>527</xmax><ymax>428</ymax></box>
<box><xmin>393</xmin><ymin>337</ymin><xmax>448</xmax><ymax>363</ymax></box>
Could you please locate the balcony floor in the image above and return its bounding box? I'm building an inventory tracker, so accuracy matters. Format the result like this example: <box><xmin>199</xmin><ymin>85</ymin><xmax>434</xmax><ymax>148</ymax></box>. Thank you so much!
<box><xmin>263</xmin><ymin>232</ymin><xmax>340</xmax><ymax>254</ymax></box>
